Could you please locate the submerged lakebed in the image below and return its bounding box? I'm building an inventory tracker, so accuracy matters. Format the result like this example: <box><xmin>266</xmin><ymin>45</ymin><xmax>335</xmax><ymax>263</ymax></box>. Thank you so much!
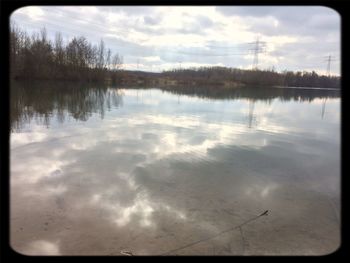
<box><xmin>10</xmin><ymin>82</ymin><xmax>340</xmax><ymax>255</ymax></box>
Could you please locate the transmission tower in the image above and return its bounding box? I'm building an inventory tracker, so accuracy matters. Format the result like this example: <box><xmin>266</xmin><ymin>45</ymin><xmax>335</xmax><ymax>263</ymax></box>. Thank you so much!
<box><xmin>324</xmin><ymin>55</ymin><xmax>337</xmax><ymax>77</ymax></box>
<box><xmin>248</xmin><ymin>37</ymin><xmax>267</xmax><ymax>70</ymax></box>
<box><xmin>321</xmin><ymin>98</ymin><xmax>327</xmax><ymax>119</ymax></box>
<box><xmin>247</xmin><ymin>99</ymin><xmax>256</xmax><ymax>128</ymax></box>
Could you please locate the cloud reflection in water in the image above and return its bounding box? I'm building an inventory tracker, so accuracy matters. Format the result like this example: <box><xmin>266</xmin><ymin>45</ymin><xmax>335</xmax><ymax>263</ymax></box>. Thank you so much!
<box><xmin>10</xmin><ymin>83</ymin><xmax>340</xmax><ymax>255</ymax></box>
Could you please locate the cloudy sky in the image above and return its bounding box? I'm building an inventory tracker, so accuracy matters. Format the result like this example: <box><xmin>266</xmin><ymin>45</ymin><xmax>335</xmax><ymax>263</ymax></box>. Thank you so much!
<box><xmin>11</xmin><ymin>6</ymin><xmax>340</xmax><ymax>75</ymax></box>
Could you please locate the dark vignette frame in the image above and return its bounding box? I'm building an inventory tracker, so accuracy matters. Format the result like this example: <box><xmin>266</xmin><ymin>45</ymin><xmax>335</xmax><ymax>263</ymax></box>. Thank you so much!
<box><xmin>0</xmin><ymin>0</ymin><xmax>347</xmax><ymax>262</ymax></box>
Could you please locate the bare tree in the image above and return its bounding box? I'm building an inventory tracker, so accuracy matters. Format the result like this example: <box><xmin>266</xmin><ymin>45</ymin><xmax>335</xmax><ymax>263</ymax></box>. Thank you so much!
<box><xmin>106</xmin><ymin>48</ymin><xmax>111</xmax><ymax>70</ymax></box>
<box><xmin>112</xmin><ymin>54</ymin><xmax>123</xmax><ymax>71</ymax></box>
<box><xmin>97</xmin><ymin>39</ymin><xmax>105</xmax><ymax>69</ymax></box>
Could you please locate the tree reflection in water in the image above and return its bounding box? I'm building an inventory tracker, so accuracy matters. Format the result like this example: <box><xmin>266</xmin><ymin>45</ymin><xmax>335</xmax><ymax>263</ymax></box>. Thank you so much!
<box><xmin>11</xmin><ymin>81</ymin><xmax>339</xmax><ymax>132</ymax></box>
<box><xmin>10</xmin><ymin>81</ymin><xmax>124</xmax><ymax>131</ymax></box>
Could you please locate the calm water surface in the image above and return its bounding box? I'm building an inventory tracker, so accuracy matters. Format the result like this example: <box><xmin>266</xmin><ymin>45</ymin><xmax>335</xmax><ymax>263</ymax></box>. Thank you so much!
<box><xmin>10</xmin><ymin>82</ymin><xmax>341</xmax><ymax>255</ymax></box>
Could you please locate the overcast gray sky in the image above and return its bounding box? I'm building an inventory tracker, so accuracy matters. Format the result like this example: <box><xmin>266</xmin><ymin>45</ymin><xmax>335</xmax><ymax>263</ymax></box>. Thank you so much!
<box><xmin>11</xmin><ymin>6</ymin><xmax>341</xmax><ymax>75</ymax></box>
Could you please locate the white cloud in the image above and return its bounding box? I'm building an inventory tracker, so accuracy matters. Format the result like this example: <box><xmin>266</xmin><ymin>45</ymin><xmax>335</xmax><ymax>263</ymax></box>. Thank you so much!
<box><xmin>142</xmin><ymin>56</ymin><xmax>162</xmax><ymax>62</ymax></box>
<box><xmin>11</xmin><ymin>6</ymin><xmax>340</xmax><ymax>75</ymax></box>
<box><xmin>21</xmin><ymin>240</ymin><xmax>60</xmax><ymax>255</ymax></box>
<box><xmin>17</xmin><ymin>6</ymin><xmax>44</xmax><ymax>21</ymax></box>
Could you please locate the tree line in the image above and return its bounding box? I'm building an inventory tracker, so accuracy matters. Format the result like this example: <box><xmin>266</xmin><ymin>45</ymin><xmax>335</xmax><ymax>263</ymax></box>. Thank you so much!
<box><xmin>10</xmin><ymin>24</ymin><xmax>123</xmax><ymax>83</ymax></box>
<box><xmin>161</xmin><ymin>66</ymin><xmax>340</xmax><ymax>89</ymax></box>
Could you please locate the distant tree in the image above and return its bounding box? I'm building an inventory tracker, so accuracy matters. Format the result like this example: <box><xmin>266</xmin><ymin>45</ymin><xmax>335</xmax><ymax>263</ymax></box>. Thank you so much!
<box><xmin>97</xmin><ymin>39</ymin><xmax>105</xmax><ymax>69</ymax></box>
<box><xmin>110</xmin><ymin>54</ymin><xmax>123</xmax><ymax>84</ymax></box>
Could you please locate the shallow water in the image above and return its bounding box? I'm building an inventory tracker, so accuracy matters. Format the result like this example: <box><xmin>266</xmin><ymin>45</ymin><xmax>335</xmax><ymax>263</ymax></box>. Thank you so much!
<box><xmin>10</xmin><ymin>82</ymin><xmax>341</xmax><ymax>255</ymax></box>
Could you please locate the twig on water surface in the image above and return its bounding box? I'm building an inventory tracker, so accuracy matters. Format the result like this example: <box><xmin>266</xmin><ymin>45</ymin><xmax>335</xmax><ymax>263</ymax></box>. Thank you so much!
<box><xmin>120</xmin><ymin>250</ymin><xmax>133</xmax><ymax>256</ymax></box>
<box><xmin>160</xmin><ymin>210</ymin><xmax>269</xmax><ymax>255</ymax></box>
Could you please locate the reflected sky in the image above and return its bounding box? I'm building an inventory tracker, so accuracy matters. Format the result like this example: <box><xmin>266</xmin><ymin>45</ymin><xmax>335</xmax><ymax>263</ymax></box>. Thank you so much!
<box><xmin>10</xmin><ymin>82</ymin><xmax>340</xmax><ymax>255</ymax></box>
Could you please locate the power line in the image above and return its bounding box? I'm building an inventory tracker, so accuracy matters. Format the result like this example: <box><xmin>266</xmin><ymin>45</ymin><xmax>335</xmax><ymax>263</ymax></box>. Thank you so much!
<box><xmin>15</xmin><ymin>19</ymin><xmax>253</xmax><ymax>59</ymax></box>
<box><xmin>42</xmin><ymin>7</ymin><xmax>132</xmax><ymax>36</ymax></box>
<box><xmin>204</xmin><ymin>42</ymin><xmax>258</xmax><ymax>50</ymax></box>
<box><xmin>15</xmin><ymin>7</ymin><xmax>133</xmax><ymax>44</ymax></box>
<box><xmin>20</xmin><ymin>7</ymin><xmax>259</xmax><ymax>57</ymax></box>
<box><xmin>169</xmin><ymin>50</ymin><xmax>250</xmax><ymax>57</ymax></box>
<box><xmin>14</xmin><ymin>8</ymin><xmax>259</xmax><ymax>58</ymax></box>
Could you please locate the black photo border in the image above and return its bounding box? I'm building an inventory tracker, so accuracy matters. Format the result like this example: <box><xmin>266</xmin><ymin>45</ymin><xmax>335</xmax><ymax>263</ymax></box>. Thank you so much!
<box><xmin>1</xmin><ymin>0</ymin><xmax>348</xmax><ymax>262</ymax></box>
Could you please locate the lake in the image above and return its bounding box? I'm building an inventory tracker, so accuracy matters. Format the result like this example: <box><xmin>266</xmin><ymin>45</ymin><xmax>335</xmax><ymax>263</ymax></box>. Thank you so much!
<box><xmin>10</xmin><ymin>81</ymin><xmax>341</xmax><ymax>255</ymax></box>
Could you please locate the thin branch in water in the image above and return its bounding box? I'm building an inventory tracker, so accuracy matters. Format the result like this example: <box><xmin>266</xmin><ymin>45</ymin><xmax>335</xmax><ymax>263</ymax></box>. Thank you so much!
<box><xmin>160</xmin><ymin>210</ymin><xmax>269</xmax><ymax>255</ymax></box>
